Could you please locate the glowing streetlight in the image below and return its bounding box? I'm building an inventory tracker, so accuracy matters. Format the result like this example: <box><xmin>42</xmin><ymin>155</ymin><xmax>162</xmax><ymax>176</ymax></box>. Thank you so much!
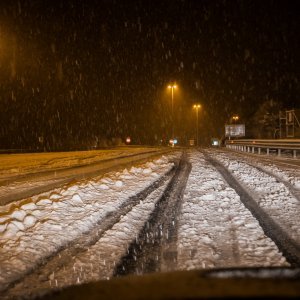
<box><xmin>193</xmin><ymin>104</ymin><xmax>201</xmax><ymax>146</ymax></box>
<box><xmin>232</xmin><ymin>115</ymin><xmax>239</xmax><ymax>124</ymax></box>
<box><xmin>227</xmin><ymin>115</ymin><xmax>240</xmax><ymax>140</ymax></box>
<box><xmin>168</xmin><ymin>84</ymin><xmax>177</xmax><ymax>138</ymax></box>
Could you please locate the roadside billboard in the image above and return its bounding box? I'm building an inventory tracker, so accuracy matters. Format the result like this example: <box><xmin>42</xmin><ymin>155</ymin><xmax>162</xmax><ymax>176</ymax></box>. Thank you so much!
<box><xmin>225</xmin><ymin>124</ymin><xmax>245</xmax><ymax>137</ymax></box>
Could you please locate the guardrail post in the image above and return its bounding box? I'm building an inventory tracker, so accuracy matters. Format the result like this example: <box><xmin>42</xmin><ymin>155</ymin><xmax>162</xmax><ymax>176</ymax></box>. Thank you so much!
<box><xmin>252</xmin><ymin>147</ymin><xmax>255</xmax><ymax>153</ymax></box>
<box><xmin>293</xmin><ymin>150</ymin><xmax>297</xmax><ymax>158</ymax></box>
<box><xmin>278</xmin><ymin>149</ymin><xmax>281</xmax><ymax>157</ymax></box>
<box><xmin>258</xmin><ymin>148</ymin><xmax>261</xmax><ymax>155</ymax></box>
<box><xmin>267</xmin><ymin>148</ymin><xmax>269</xmax><ymax>155</ymax></box>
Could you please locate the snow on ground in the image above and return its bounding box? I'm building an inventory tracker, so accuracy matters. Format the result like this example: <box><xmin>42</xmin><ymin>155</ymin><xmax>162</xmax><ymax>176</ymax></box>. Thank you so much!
<box><xmin>0</xmin><ymin>147</ymin><xmax>169</xmax><ymax>206</ymax></box>
<box><xmin>212</xmin><ymin>151</ymin><xmax>300</xmax><ymax>242</ymax></box>
<box><xmin>38</xmin><ymin>179</ymin><xmax>170</xmax><ymax>291</ymax></box>
<box><xmin>220</xmin><ymin>149</ymin><xmax>300</xmax><ymax>190</ymax></box>
<box><xmin>1</xmin><ymin>148</ymin><xmax>299</xmax><ymax>298</ymax></box>
<box><xmin>261</xmin><ymin>164</ymin><xmax>300</xmax><ymax>189</ymax></box>
<box><xmin>0</xmin><ymin>177</ymin><xmax>64</xmax><ymax>202</ymax></box>
<box><xmin>0</xmin><ymin>154</ymin><xmax>177</xmax><ymax>291</ymax></box>
<box><xmin>0</xmin><ymin>147</ymin><xmax>160</xmax><ymax>179</ymax></box>
<box><xmin>177</xmin><ymin>151</ymin><xmax>288</xmax><ymax>270</ymax></box>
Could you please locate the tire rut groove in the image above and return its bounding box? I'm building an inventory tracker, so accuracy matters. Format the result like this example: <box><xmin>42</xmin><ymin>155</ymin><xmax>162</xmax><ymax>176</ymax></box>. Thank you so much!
<box><xmin>253</xmin><ymin>164</ymin><xmax>300</xmax><ymax>202</ymax></box>
<box><xmin>203</xmin><ymin>152</ymin><xmax>300</xmax><ymax>267</ymax></box>
<box><xmin>113</xmin><ymin>152</ymin><xmax>191</xmax><ymax>276</ymax></box>
<box><xmin>217</xmin><ymin>149</ymin><xmax>300</xmax><ymax>202</ymax></box>
<box><xmin>2</xmin><ymin>162</ymin><xmax>177</xmax><ymax>295</ymax></box>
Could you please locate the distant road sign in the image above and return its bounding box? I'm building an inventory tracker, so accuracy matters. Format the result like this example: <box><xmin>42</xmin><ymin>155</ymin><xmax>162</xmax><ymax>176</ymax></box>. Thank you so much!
<box><xmin>225</xmin><ymin>124</ymin><xmax>245</xmax><ymax>137</ymax></box>
<box><xmin>189</xmin><ymin>139</ymin><xmax>195</xmax><ymax>146</ymax></box>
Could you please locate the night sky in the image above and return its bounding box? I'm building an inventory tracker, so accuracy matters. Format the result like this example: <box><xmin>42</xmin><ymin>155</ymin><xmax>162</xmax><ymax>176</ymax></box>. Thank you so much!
<box><xmin>0</xmin><ymin>0</ymin><xmax>299</xmax><ymax>150</ymax></box>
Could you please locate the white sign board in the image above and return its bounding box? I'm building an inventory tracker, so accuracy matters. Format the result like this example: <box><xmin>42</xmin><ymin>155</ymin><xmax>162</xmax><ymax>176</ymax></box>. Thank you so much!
<box><xmin>225</xmin><ymin>124</ymin><xmax>245</xmax><ymax>137</ymax></box>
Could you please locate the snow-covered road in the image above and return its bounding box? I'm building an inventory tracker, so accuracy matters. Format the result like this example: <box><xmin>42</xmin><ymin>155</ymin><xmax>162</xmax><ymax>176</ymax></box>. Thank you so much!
<box><xmin>0</xmin><ymin>148</ymin><xmax>299</xmax><ymax>299</ymax></box>
<box><xmin>0</xmin><ymin>147</ymin><xmax>170</xmax><ymax>206</ymax></box>
<box><xmin>178</xmin><ymin>151</ymin><xmax>288</xmax><ymax>270</ymax></box>
<box><xmin>210</xmin><ymin>150</ymin><xmax>300</xmax><ymax>242</ymax></box>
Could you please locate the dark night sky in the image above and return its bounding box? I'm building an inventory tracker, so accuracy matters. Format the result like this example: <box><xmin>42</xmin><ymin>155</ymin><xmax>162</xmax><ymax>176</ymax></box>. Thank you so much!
<box><xmin>0</xmin><ymin>0</ymin><xmax>299</xmax><ymax>149</ymax></box>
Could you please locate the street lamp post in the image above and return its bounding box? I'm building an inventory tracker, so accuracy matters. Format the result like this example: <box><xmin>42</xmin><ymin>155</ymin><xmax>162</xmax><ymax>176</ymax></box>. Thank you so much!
<box><xmin>168</xmin><ymin>84</ymin><xmax>177</xmax><ymax>139</ymax></box>
<box><xmin>193</xmin><ymin>104</ymin><xmax>201</xmax><ymax>146</ymax></box>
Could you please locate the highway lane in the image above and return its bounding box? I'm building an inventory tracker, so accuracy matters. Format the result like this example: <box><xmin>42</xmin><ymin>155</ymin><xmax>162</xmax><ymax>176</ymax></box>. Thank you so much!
<box><xmin>0</xmin><ymin>148</ymin><xmax>172</xmax><ymax>206</ymax></box>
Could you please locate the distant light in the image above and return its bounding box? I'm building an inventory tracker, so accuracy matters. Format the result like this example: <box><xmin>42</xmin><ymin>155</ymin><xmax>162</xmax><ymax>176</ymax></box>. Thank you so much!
<box><xmin>126</xmin><ymin>137</ymin><xmax>131</xmax><ymax>144</ymax></box>
<box><xmin>211</xmin><ymin>138</ymin><xmax>219</xmax><ymax>146</ymax></box>
<box><xmin>173</xmin><ymin>139</ymin><xmax>178</xmax><ymax>144</ymax></box>
<box><xmin>169</xmin><ymin>139</ymin><xmax>174</xmax><ymax>144</ymax></box>
<box><xmin>168</xmin><ymin>83</ymin><xmax>177</xmax><ymax>89</ymax></box>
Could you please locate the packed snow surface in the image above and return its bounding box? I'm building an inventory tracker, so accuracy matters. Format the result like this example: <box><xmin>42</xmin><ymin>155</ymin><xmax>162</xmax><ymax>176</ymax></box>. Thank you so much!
<box><xmin>0</xmin><ymin>147</ymin><xmax>169</xmax><ymax>206</ymax></box>
<box><xmin>0</xmin><ymin>154</ymin><xmax>176</xmax><ymax>291</ymax></box>
<box><xmin>213</xmin><ymin>150</ymin><xmax>300</xmax><ymax>242</ymax></box>
<box><xmin>1</xmin><ymin>148</ymin><xmax>299</xmax><ymax>298</ymax></box>
<box><xmin>0</xmin><ymin>147</ymin><xmax>161</xmax><ymax>179</ymax></box>
<box><xmin>177</xmin><ymin>151</ymin><xmax>288</xmax><ymax>270</ymax></box>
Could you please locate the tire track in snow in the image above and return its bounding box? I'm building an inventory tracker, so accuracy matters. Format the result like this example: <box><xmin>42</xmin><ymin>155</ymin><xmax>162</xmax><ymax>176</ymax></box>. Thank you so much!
<box><xmin>2</xmin><ymin>163</ymin><xmax>178</xmax><ymax>299</ymax></box>
<box><xmin>254</xmin><ymin>165</ymin><xmax>300</xmax><ymax>202</ymax></box>
<box><xmin>204</xmin><ymin>152</ymin><xmax>300</xmax><ymax>267</ymax></box>
<box><xmin>212</xmin><ymin>150</ymin><xmax>300</xmax><ymax>243</ymax></box>
<box><xmin>215</xmin><ymin>149</ymin><xmax>300</xmax><ymax>202</ymax></box>
<box><xmin>114</xmin><ymin>152</ymin><xmax>191</xmax><ymax>276</ymax></box>
<box><xmin>177</xmin><ymin>151</ymin><xmax>287</xmax><ymax>271</ymax></box>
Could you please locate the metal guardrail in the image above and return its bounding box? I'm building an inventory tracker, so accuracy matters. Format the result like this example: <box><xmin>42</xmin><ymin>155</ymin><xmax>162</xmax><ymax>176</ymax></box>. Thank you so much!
<box><xmin>226</xmin><ymin>139</ymin><xmax>300</xmax><ymax>158</ymax></box>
